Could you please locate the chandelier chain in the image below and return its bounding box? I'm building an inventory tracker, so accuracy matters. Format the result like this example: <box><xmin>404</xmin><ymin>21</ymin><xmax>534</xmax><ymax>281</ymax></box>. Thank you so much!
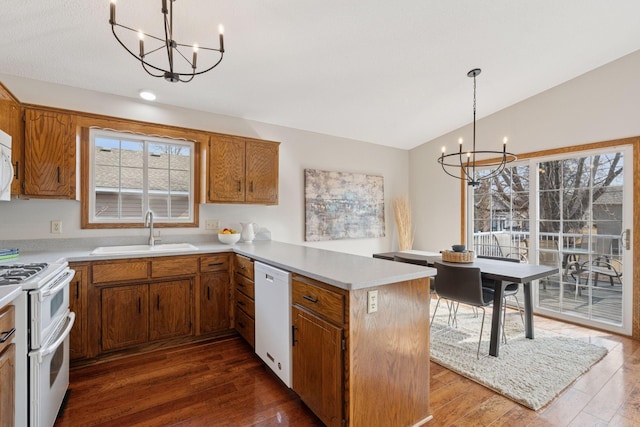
<box><xmin>437</xmin><ymin>68</ymin><xmax>517</xmax><ymax>186</ymax></box>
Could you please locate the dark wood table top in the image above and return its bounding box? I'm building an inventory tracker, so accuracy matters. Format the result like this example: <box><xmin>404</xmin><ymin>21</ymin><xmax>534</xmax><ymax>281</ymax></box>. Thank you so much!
<box><xmin>373</xmin><ymin>251</ymin><xmax>558</xmax><ymax>283</ymax></box>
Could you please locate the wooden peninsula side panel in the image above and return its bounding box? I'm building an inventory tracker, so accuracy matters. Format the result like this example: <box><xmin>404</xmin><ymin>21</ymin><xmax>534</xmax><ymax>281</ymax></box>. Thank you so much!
<box><xmin>348</xmin><ymin>277</ymin><xmax>432</xmax><ymax>426</ymax></box>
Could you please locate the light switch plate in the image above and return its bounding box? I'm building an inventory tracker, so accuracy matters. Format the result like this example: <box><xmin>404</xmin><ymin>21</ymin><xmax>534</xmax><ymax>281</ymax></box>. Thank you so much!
<box><xmin>367</xmin><ymin>290</ymin><xmax>378</xmax><ymax>314</ymax></box>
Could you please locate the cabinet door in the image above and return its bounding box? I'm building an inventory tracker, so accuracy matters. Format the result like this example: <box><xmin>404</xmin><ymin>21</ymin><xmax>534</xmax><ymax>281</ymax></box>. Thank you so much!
<box><xmin>69</xmin><ymin>265</ymin><xmax>88</xmax><ymax>360</ymax></box>
<box><xmin>24</xmin><ymin>109</ymin><xmax>74</xmax><ymax>197</ymax></box>
<box><xmin>0</xmin><ymin>344</ymin><xmax>15</xmax><ymax>427</ymax></box>
<box><xmin>149</xmin><ymin>280</ymin><xmax>193</xmax><ymax>341</ymax></box>
<box><xmin>292</xmin><ymin>307</ymin><xmax>343</xmax><ymax>427</ymax></box>
<box><xmin>200</xmin><ymin>272</ymin><xmax>231</xmax><ymax>334</ymax></box>
<box><xmin>101</xmin><ymin>285</ymin><xmax>148</xmax><ymax>351</ymax></box>
<box><xmin>208</xmin><ymin>135</ymin><xmax>245</xmax><ymax>202</ymax></box>
<box><xmin>245</xmin><ymin>139</ymin><xmax>279</xmax><ymax>204</ymax></box>
<box><xmin>0</xmin><ymin>96</ymin><xmax>22</xmax><ymax>196</ymax></box>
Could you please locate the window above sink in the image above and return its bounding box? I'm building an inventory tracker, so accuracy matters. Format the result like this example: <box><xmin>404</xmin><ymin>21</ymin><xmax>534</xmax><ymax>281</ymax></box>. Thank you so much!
<box><xmin>82</xmin><ymin>127</ymin><xmax>200</xmax><ymax>229</ymax></box>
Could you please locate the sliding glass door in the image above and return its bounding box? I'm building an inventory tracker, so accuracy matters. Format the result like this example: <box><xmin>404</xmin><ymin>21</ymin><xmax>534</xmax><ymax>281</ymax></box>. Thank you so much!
<box><xmin>472</xmin><ymin>146</ymin><xmax>633</xmax><ymax>334</ymax></box>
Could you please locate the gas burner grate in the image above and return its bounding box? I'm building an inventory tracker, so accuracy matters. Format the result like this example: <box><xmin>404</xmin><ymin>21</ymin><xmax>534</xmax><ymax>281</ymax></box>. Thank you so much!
<box><xmin>0</xmin><ymin>262</ymin><xmax>49</xmax><ymax>286</ymax></box>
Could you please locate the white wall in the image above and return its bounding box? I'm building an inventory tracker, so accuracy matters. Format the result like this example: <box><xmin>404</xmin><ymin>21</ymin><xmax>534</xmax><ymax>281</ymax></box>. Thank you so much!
<box><xmin>410</xmin><ymin>49</ymin><xmax>640</xmax><ymax>252</ymax></box>
<box><xmin>0</xmin><ymin>75</ymin><xmax>409</xmax><ymax>256</ymax></box>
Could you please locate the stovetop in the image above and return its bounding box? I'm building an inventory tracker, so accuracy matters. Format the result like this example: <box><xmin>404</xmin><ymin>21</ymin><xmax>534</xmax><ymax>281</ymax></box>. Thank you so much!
<box><xmin>0</xmin><ymin>263</ymin><xmax>49</xmax><ymax>286</ymax></box>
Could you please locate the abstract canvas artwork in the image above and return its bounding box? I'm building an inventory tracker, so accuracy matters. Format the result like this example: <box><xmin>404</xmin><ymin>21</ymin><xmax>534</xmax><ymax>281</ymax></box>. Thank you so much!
<box><xmin>304</xmin><ymin>169</ymin><xmax>385</xmax><ymax>241</ymax></box>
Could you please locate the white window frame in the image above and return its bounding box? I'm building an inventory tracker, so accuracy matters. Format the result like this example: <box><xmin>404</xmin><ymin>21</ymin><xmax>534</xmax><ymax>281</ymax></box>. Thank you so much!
<box><xmin>88</xmin><ymin>128</ymin><xmax>195</xmax><ymax>225</ymax></box>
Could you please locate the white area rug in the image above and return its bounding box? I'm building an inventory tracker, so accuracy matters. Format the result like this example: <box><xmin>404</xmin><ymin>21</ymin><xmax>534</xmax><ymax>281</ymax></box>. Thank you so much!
<box><xmin>430</xmin><ymin>300</ymin><xmax>607</xmax><ymax>410</ymax></box>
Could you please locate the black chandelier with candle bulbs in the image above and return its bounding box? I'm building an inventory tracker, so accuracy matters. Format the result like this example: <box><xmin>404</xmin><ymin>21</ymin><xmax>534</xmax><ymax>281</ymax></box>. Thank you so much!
<box><xmin>109</xmin><ymin>0</ymin><xmax>225</xmax><ymax>83</ymax></box>
<box><xmin>437</xmin><ymin>68</ymin><xmax>517</xmax><ymax>187</ymax></box>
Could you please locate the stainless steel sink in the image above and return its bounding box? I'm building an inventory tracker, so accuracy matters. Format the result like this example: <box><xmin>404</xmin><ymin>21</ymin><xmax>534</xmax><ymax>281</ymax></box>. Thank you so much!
<box><xmin>90</xmin><ymin>243</ymin><xmax>198</xmax><ymax>255</ymax></box>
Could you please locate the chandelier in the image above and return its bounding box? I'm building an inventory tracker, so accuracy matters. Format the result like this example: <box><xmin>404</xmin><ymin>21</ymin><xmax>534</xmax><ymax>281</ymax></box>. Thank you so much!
<box><xmin>437</xmin><ymin>68</ymin><xmax>516</xmax><ymax>187</ymax></box>
<box><xmin>109</xmin><ymin>0</ymin><xmax>225</xmax><ymax>83</ymax></box>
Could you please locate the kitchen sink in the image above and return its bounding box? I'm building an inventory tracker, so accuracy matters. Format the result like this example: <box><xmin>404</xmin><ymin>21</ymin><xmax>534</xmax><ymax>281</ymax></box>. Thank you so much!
<box><xmin>90</xmin><ymin>243</ymin><xmax>199</xmax><ymax>255</ymax></box>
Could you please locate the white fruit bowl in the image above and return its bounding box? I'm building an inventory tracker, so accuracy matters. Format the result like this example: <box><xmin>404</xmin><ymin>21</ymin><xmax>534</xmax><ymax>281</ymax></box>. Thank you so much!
<box><xmin>218</xmin><ymin>233</ymin><xmax>241</xmax><ymax>245</ymax></box>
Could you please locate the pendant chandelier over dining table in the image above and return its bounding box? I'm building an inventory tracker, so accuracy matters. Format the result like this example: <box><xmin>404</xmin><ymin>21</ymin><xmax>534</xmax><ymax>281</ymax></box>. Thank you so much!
<box><xmin>109</xmin><ymin>0</ymin><xmax>225</xmax><ymax>83</ymax></box>
<box><xmin>437</xmin><ymin>68</ymin><xmax>516</xmax><ymax>187</ymax></box>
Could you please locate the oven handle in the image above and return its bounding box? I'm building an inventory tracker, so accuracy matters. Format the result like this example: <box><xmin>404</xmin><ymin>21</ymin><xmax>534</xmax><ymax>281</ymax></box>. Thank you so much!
<box><xmin>33</xmin><ymin>312</ymin><xmax>75</xmax><ymax>363</ymax></box>
<box><xmin>40</xmin><ymin>269</ymin><xmax>74</xmax><ymax>298</ymax></box>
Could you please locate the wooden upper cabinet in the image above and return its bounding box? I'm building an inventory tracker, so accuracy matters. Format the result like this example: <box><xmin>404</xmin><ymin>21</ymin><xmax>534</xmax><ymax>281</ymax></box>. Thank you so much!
<box><xmin>245</xmin><ymin>139</ymin><xmax>279</xmax><ymax>204</ymax></box>
<box><xmin>0</xmin><ymin>85</ymin><xmax>23</xmax><ymax>197</ymax></box>
<box><xmin>208</xmin><ymin>135</ymin><xmax>246</xmax><ymax>203</ymax></box>
<box><xmin>23</xmin><ymin>108</ymin><xmax>76</xmax><ymax>198</ymax></box>
<box><xmin>207</xmin><ymin>134</ymin><xmax>279</xmax><ymax>205</ymax></box>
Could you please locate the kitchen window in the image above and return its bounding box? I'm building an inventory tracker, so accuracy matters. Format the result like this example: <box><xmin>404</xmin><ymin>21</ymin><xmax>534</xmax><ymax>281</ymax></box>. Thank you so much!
<box><xmin>86</xmin><ymin>128</ymin><xmax>196</xmax><ymax>226</ymax></box>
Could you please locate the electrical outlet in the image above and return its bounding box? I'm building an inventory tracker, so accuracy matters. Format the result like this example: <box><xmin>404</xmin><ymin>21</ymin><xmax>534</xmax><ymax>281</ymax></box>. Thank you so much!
<box><xmin>205</xmin><ymin>219</ymin><xmax>220</xmax><ymax>230</ymax></box>
<box><xmin>51</xmin><ymin>220</ymin><xmax>62</xmax><ymax>234</ymax></box>
<box><xmin>367</xmin><ymin>290</ymin><xmax>378</xmax><ymax>314</ymax></box>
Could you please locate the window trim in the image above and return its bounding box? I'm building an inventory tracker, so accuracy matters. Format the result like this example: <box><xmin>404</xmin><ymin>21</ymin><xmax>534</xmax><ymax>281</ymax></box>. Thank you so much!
<box><xmin>81</xmin><ymin>126</ymin><xmax>201</xmax><ymax>229</ymax></box>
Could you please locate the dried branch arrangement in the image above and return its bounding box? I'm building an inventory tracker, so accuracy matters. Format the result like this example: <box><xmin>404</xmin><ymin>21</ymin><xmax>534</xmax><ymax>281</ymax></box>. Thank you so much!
<box><xmin>393</xmin><ymin>196</ymin><xmax>414</xmax><ymax>251</ymax></box>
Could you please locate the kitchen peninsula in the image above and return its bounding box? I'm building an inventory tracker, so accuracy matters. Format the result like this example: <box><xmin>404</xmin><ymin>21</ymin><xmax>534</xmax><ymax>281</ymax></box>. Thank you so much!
<box><xmin>1</xmin><ymin>240</ymin><xmax>435</xmax><ymax>427</ymax></box>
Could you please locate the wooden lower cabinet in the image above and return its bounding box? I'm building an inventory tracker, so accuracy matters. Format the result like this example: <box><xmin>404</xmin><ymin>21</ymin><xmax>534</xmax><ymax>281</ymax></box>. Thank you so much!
<box><xmin>88</xmin><ymin>254</ymin><xmax>231</xmax><ymax>358</ymax></box>
<box><xmin>101</xmin><ymin>280</ymin><xmax>193</xmax><ymax>352</ymax></box>
<box><xmin>292</xmin><ymin>306</ymin><xmax>343</xmax><ymax>427</ymax></box>
<box><xmin>0</xmin><ymin>344</ymin><xmax>15</xmax><ymax>427</ymax></box>
<box><xmin>69</xmin><ymin>264</ymin><xmax>88</xmax><ymax>360</ymax></box>
<box><xmin>101</xmin><ymin>284</ymin><xmax>149</xmax><ymax>352</ymax></box>
<box><xmin>0</xmin><ymin>304</ymin><xmax>16</xmax><ymax>427</ymax></box>
<box><xmin>291</xmin><ymin>274</ymin><xmax>432</xmax><ymax>427</ymax></box>
<box><xmin>200</xmin><ymin>272</ymin><xmax>230</xmax><ymax>334</ymax></box>
<box><xmin>149</xmin><ymin>280</ymin><xmax>193</xmax><ymax>341</ymax></box>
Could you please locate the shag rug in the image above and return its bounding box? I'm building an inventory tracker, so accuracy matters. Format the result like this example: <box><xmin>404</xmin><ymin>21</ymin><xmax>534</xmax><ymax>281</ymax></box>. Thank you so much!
<box><xmin>430</xmin><ymin>300</ymin><xmax>608</xmax><ymax>410</ymax></box>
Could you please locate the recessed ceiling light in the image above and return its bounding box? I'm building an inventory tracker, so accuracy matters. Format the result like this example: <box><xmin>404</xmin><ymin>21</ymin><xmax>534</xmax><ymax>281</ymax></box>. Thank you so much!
<box><xmin>139</xmin><ymin>90</ymin><xmax>156</xmax><ymax>101</ymax></box>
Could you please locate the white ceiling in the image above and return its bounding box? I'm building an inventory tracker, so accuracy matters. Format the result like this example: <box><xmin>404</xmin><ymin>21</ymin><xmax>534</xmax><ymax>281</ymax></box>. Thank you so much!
<box><xmin>1</xmin><ymin>1</ymin><xmax>639</xmax><ymax>150</ymax></box>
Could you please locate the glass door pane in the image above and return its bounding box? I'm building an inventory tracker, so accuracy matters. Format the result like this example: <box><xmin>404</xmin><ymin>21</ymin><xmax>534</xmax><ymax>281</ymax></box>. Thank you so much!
<box><xmin>472</xmin><ymin>146</ymin><xmax>632</xmax><ymax>334</ymax></box>
<box><xmin>535</xmin><ymin>150</ymin><xmax>629</xmax><ymax>332</ymax></box>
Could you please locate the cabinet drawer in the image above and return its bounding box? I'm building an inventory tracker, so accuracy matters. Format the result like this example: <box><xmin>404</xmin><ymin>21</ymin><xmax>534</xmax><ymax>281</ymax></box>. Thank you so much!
<box><xmin>93</xmin><ymin>261</ymin><xmax>149</xmax><ymax>283</ymax></box>
<box><xmin>235</xmin><ymin>255</ymin><xmax>254</xmax><ymax>280</ymax></box>
<box><xmin>235</xmin><ymin>307</ymin><xmax>255</xmax><ymax>348</ymax></box>
<box><xmin>292</xmin><ymin>277</ymin><xmax>345</xmax><ymax>325</ymax></box>
<box><xmin>152</xmin><ymin>257</ymin><xmax>198</xmax><ymax>278</ymax></box>
<box><xmin>200</xmin><ymin>254</ymin><xmax>230</xmax><ymax>272</ymax></box>
<box><xmin>235</xmin><ymin>289</ymin><xmax>255</xmax><ymax>318</ymax></box>
<box><xmin>0</xmin><ymin>305</ymin><xmax>15</xmax><ymax>355</ymax></box>
<box><xmin>234</xmin><ymin>273</ymin><xmax>255</xmax><ymax>299</ymax></box>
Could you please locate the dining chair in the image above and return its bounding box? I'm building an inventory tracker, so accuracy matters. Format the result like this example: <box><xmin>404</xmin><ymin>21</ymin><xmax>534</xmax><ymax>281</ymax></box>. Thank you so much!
<box><xmin>431</xmin><ymin>261</ymin><xmax>493</xmax><ymax>359</ymax></box>
<box><xmin>393</xmin><ymin>254</ymin><xmax>435</xmax><ymax>294</ymax></box>
<box><xmin>478</xmin><ymin>255</ymin><xmax>525</xmax><ymax>343</ymax></box>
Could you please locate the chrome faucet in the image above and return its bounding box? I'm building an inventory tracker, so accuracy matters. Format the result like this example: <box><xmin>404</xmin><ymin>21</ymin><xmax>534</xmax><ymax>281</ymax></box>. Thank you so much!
<box><xmin>144</xmin><ymin>210</ymin><xmax>155</xmax><ymax>246</ymax></box>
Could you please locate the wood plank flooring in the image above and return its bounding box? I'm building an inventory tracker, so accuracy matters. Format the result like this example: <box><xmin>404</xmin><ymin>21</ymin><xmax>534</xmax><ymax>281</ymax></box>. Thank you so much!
<box><xmin>56</xmin><ymin>314</ymin><xmax>640</xmax><ymax>427</ymax></box>
<box><xmin>55</xmin><ymin>338</ymin><xmax>323</xmax><ymax>427</ymax></box>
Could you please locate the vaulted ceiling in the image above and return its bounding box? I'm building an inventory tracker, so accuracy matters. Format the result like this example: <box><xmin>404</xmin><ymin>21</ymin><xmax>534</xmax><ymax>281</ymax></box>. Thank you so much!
<box><xmin>2</xmin><ymin>1</ymin><xmax>639</xmax><ymax>149</ymax></box>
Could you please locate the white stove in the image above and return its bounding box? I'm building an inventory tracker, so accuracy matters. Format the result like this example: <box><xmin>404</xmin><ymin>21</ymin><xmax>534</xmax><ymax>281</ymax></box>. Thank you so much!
<box><xmin>0</xmin><ymin>260</ymin><xmax>75</xmax><ymax>427</ymax></box>
<box><xmin>0</xmin><ymin>262</ymin><xmax>68</xmax><ymax>290</ymax></box>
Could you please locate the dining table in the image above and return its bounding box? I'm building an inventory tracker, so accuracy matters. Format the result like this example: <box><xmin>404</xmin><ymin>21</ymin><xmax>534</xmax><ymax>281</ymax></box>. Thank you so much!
<box><xmin>373</xmin><ymin>251</ymin><xmax>559</xmax><ymax>357</ymax></box>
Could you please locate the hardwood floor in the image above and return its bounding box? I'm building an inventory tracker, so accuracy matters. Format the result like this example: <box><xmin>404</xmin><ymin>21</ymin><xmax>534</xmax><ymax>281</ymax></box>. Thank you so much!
<box><xmin>56</xmin><ymin>315</ymin><xmax>640</xmax><ymax>427</ymax></box>
<box><xmin>55</xmin><ymin>337</ymin><xmax>323</xmax><ymax>427</ymax></box>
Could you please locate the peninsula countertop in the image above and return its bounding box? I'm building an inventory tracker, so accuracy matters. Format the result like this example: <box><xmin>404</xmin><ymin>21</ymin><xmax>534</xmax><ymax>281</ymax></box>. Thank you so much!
<box><xmin>0</xmin><ymin>240</ymin><xmax>435</xmax><ymax>291</ymax></box>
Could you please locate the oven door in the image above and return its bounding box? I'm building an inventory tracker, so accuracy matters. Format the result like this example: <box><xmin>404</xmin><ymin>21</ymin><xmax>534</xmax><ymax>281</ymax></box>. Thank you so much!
<box><xmin>30</xmin><ymin>268</ymin><xmax>73</xmax><ymax>349</ymax></box>
<box><xmin>29</xmin><ymin>311</ymin><xmax>75</xmax><ymax>427</ymax></box>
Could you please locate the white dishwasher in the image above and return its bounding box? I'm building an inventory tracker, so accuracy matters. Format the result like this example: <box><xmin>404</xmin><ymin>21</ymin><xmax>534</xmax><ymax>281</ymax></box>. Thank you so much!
<box><xmin>254</xmin><ymin>261</ymin><xmax>292</xmax><ymax>387</ymax></box>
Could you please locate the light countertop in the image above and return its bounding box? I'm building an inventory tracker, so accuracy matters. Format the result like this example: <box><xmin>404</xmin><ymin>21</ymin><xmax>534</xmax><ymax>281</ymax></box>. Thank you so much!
<box><xmin>0</xmin><ymin>285</ymin><xmax>22</xmax><ymax>308</ymax></box>
<box><xmin>0</xmin><ymin>240</ymin><xmax>435</xmax><ymax>291</ymax></box>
